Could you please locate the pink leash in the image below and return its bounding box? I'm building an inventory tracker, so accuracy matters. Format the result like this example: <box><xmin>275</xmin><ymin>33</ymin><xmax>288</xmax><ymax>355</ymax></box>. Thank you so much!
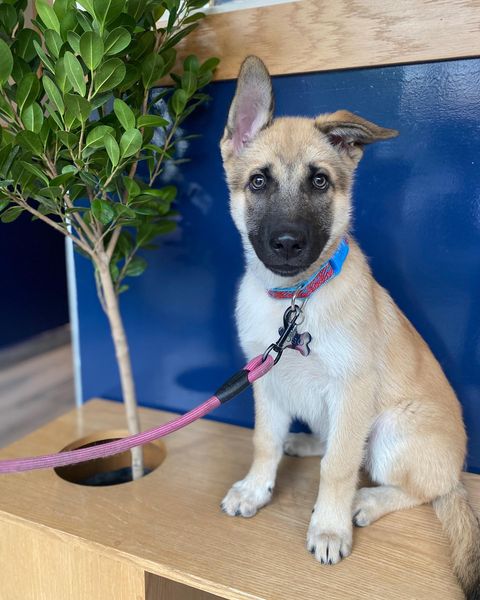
<box><xmin>0</xmin><ymin>355</ymin><xmax>274</xmax><ymax>474</ymax></box>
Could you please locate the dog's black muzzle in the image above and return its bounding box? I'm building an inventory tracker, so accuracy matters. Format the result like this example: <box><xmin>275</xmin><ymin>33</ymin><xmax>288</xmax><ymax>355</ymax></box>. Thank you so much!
<box><xmin>249</xmin><ymin>219</ymin><xmax>329</xmax><ymax>277</ymax></box>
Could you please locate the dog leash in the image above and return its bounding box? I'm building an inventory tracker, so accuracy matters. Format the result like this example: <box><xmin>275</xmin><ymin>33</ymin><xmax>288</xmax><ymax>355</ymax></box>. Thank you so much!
<box><xmin>0</xmin><ymin>238</ymin><xmax>350</xmax><ymax>474</ymax></box>
<box><xmin>0</xmin><ymin>296</ymin><xmax>310</xmax><ymax>474</ymax></box>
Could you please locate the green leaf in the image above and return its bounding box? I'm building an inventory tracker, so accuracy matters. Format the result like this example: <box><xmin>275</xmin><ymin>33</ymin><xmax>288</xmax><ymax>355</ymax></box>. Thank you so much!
<box><xmin>113</xmin><ymin>98</ymin><xmax>135</xmax><ymax>130</ymax></box>
<box><xmin>35</xmin><ymin>0</ymin><xmax>61</xmax><ymax>33</ymax></box>
<box><xmin>137</xmin><ymin>115</ymin><xmax>169</xmax><ymax>129</ymax></box>
<box><xmin>94</xmin><ymin>0</ymin><xmax>125</xmax><ymax>33</ymax></box>
<box><xmin>54</xmin><ymin>57</ymin><xmax>72</xmax><ymax>93</ymax></box>
<box><xmin>181</xmin><ymin>71</ymin><xmax>197</xmax><ymax>97</ymax></box>
<box><xmin>119</xmin><ymin>128</ymin><xmax>142</xmax><ymax>158</ymax></box>
<box><xmin>46</xmin><ymin>108</ymin><xmax>63</xmax><ymax>130</ymax></box>
<box><xmin>125</xmin><ymin>255</ymin><xmax>147</xmax><ymax>277</ymax></box>
<box><xmin>0</xmin><ymin>144</ymin><xmax>19</xmax><ymax>178</ymax></box>
<box><xmin>77</xmin><ymin>0</ymin><xmax>96</xmax><ymax>18</ymax></box>
<box><xmin>184</xmin><ymin>55</ymin><xmax>199</xmax><ymax>72</ymax></box>
<box><xmin>16</xmin><ymin>73</ymin><xmax>40</xmax><ymax>114</ymax></box>
<box><xmin>183</xmin><ymin>12</ymin><xmax>205</xmax><ymax>25</ymax></box>
<box><xmin>114</xmin><ymin>204</ymin><xmax>136</xmax><ymax>220</ymax></box>
<box><xmin>76</xmin><ymin>9</ymin><xmax>93</xmax><ymax>32</ymax></box>
<box><xmin>141</xmin><ymin>54</ymin><xmax>164</xmax><ymax>88</ymax></box>
<box><xmin>62</xmin><ymin>164</ymin><xmax>78</xmax><ymax>174</ymax></box>
<box><xmin>50</xmin><ymin>172</ymin><xmax>74</xmax><ymax>186</ymax></box>
<box><xmin>129</xmin><ymin>31</ymin><xmax>154</xmax><ymax>60</ymax></box>
<box><xmin>85</xmin><ymin>125</ymin><xmax>114</xmax><ymax>148</ymax></box>
<box><xmin>0</xmin><ymin>5</ymin><xmax>17</xmax><ymax>35</ymax></box>
<box><xmin>0</xmin><ymin>39</ymin><xmax>13</xmax><ymax>87</ymax></box>
<box><xmin>104</xmin><ymin>27</ymin><xmax>131</xmax><ymax>55</ymax></box>
<box><xmin>91</xmin><ymin>198</ymin><xmax>115</xmax><ymax>224</ymax></box>
<box><xmin>53</xmin><ymin>0</ymin><xmax>74</xmax><ymax>19</ymax></box>
<box><xmin>138</xmin><ymin>221</ymin><xmax>175</xmax><ymax>245</ymax></box>
<box><xmin>163</xmin><ymin>24</ymin><xmax>198</xmax><ymax>52</ymax></box>
<box><xmin>80</xmin><ymin>31</ymin><xmax>104</xmax><ymax>71</ymax></box>
<box><xmin>142</xmin><ymin>185</ymin><xmax>176</xmax><ymax>202</ymax></box>
<box><xmin>38</xmin><ymin>185</ymin><xmax>63</xmax><ymax>200</ymax></box>
<box><xmin>171</xmin><ymin>89</ymin><xmax>188</xmax><ymax>117</ymax></box>
<box><xmin>21</xmin><ymin>102</ymin><xmax>44</xmax><ymax>133</ymax></box>
<box><xmin>199</xmin><ymin>57</ymin><xmax>220</xmax><ymax>74</ymax></box>
<box><xmin>188</xmin><ymin>0</ymin><xmax>209</xmax><ymax>8</ymax></box>
<box><xmin>0</xmin><ymin>199</ymin><xmax>10</xmax><ymax>213</ymax></box>
<box><xmin>20</xmin><ymin>161</ymin><xmax>49</xmax><ymax>185</ymax></box>
<box><xmin>89</xmin><ymin>92</ymin><xmax>111</xmax><ymax>110</ymax></box>
<box><xmin>33</xmin><ymin>40</ymin><xmax>55</xmax><ymax>73</ymax></box>
<box><xmin>67</xmin><ymin>31</ymin><xmax>81</xmax><ymax>54</ymax></box>
<box><xmin>43</xmin><ymin>76</ymin><xmax>65</xmax><ymax>115</ymax></box>
<box><xmin>11</xmin><ymin>57</ymin><xmax>30</xmax><ymax>84</ymax></box>
<box><xmin>161</xmin><ymin>48</ymin><xmax>177</xmax><ymax>75</ymax></box>
<box><xmin>64</xmin><ymin>93</ymin><xmax>91</xmax><ymax>124</ymax></box>
<box><xmin>64</xmin><ymin>51</ymin><xmax>86</xmax><ymax>96</ymax></box>
<box><xmin>1</xmin><ymin>206</ymin><xmax>23</xmax><ymax>223</ymax></box>
<box><xmin>44</xmin><ymin>29</ymin><xmax>63</xmax><ymax>58</ymax></box>
<box><xmin>127</xmin><ymin>0</ymin><xmax>147</xmax><ymax>20</ymax></box>
<box><xmin>0</xmin><ymin>144</ymin><xmax>11</xmax><ymax>174</ymax></box>
<box><xmin>12</xmin><ymin>29</ymin><xmax>41</xmax><ymax>62</ymax></box>
<box><xmin>94</xmin><ymin>58</ymin><xmax>125</xmax><ymax>94</ymax></box>
<box><xmin>104</xmin><ymin>133</ymin><xmax>120</xmax><ymax>165</ymax></box>
<box><xmin>57</xmin><ymin>130</ymin><xmax>79</xmax><ymax>148</ymax></box>
<box><xmin>123</xmin><ymin>176</ymin><xmax>140</xmax><ymax>200</ymax></box>
<box><xmin>60</xmin><ymin>11</ymin><xmax>77</xmax><ymax>41</ymax></box>
<box><xmin>117</xmin><ymin>63</ymin><xmax>140</xmax><ymax>91</ymax></box>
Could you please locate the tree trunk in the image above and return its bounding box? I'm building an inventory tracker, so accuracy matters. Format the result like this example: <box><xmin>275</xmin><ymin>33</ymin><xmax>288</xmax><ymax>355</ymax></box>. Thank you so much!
<box><xmin>97</xmin><ymin>258</ymin><xmax>144</xmax><ymax>480</ymax></box>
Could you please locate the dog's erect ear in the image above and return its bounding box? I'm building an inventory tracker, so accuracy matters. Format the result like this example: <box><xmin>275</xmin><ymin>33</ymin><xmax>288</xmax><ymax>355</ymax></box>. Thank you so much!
<box><xmin>222</xmin><ymin>56</ymin><xmax>273</xmax><ymax>155</ymax></box>
<box><xmin>315</xmin><ymin>110</ymin><xmax>398</xmax><ymax>162</ymax></box>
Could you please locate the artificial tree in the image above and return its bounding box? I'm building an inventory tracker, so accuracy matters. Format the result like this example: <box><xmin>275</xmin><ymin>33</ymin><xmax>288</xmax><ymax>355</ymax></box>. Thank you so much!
<box><xmin>0</xmin><ymin>0</ymin><xmax>218</xmax><ymax>479</ymax></box>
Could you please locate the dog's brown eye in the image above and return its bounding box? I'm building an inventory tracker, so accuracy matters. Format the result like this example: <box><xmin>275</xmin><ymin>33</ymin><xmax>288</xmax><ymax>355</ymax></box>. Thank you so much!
<box><xmin>249</xmin><ymin>174</ymin><xmax>266</xmax><ymax>191</ymax></box>
<box><xmin>312</xmin><ymin>173</ymin><xmax>329</xmax><ymax>191</ymax></box>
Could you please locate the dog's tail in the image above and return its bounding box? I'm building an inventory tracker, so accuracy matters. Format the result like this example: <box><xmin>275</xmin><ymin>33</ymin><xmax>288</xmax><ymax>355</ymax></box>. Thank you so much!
<box><xmin>433</xmin><ymin>482</ymin><xmax>480</xmax><ymax>599</ymax></box>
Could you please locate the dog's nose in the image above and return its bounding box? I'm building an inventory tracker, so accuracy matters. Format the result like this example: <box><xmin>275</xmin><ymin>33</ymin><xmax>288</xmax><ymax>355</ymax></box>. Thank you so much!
<box><xmin>269</xmin><ymin>230</ymin><xmax>307</xmax><ymax>260</ymax></box>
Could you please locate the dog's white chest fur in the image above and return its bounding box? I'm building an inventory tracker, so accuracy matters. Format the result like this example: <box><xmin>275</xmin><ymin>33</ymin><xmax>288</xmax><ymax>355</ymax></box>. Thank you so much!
<box><xmin>236</xmin><ymin>271</ymin><xmax>359</xmax><ymax>429</ymax></box>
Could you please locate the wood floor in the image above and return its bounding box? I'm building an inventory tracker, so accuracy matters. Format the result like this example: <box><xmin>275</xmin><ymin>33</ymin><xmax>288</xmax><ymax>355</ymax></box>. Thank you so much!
<box><xmin>0</xmin><ymin>344</ymin><xmax>75</xmax><ymax>448</ymax></box>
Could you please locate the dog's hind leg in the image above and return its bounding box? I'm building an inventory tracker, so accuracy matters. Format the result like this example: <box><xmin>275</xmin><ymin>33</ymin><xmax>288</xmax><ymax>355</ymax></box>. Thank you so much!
<box><xmin>352</xmin><ymin>485</ymin><xmax>423</xmax><ymax>527</ymax></box>
<box><xmin>284</xmin><ymin>433</ymin><xmax>326</xmax><ymax>457</ymax></box>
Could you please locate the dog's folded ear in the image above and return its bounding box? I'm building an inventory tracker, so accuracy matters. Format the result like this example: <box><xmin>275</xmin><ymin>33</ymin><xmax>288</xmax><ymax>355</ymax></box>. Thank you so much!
<box><xmin>221</xmin><ymin>56</ymin><xmax>274</xmax><ymax>157</ymax></box>
<box><xmin>315</xmin><ymin>110</ymin><xmax>399</xmax><ymax>162</ymax></box>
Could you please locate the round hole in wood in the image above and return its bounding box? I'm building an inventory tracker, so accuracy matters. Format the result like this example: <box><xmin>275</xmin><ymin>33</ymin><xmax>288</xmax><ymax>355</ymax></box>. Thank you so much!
<box><xmin>54</xmin><ymin>430</ymin><xmax>166</xmax><ymax>486</ymax></box>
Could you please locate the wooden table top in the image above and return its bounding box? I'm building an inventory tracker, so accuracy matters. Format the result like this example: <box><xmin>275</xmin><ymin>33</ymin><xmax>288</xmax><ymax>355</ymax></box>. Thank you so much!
<box><xmin>0</xmin><ymin>399</ymin><xmax>478</xmax><ymax>600</ymax></box>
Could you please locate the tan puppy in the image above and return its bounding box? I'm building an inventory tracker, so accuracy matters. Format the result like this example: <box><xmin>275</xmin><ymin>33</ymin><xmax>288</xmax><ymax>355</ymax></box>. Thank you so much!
<box><xmin>220</xmin><ymin>56</ymin><xmax>480</xmax><ymax>599</ymax></box>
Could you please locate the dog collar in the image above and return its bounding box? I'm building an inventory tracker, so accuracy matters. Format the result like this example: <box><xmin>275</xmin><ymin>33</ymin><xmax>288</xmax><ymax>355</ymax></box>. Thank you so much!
<box><xmin>267</xmin><ymin>237</ymin><xmax>349</xmax><ymax>300</ymax></box>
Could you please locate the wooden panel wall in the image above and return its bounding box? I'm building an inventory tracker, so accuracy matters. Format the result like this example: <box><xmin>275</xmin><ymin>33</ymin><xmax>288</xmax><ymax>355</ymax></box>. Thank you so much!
<box><xmin>176</xmin><ymin>0</ymin><xmax>480</xmax><ymax>80</ymax></box>
<box><xmin>0</xmin><ymin>516</ymin><xmax>145</xmax><ymax>600</ymax></box>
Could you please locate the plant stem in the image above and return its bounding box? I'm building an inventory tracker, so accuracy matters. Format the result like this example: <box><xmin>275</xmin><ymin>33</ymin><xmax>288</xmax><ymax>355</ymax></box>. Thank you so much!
<box><xmin>97</xmin><ymin>254</ymin><xmax>144</xmax><ymax>480</ymax></box>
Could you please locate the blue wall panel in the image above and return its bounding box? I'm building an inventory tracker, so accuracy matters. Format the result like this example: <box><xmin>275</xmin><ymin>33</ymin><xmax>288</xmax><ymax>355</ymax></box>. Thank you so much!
<box><xmin>0</xmin><ymin>215</ymin><xmax>69</xmax><ymax>348</ymax></box>
<box><xmin>74</xmin><ymin>58</ymin><xmax>480</xmax><ymax>472</ymax></box>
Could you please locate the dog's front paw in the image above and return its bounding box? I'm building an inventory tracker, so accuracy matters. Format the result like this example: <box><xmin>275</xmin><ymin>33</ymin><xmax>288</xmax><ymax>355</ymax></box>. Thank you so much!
<box><xmin>221</xmin><ymin>478</ymin><xmax>272</xmax><ymax>518</ymax></box>
<box><xmin>307</xmin><ymin>518</ymin><xmax>352</xmax><ymax>564</ymax></box>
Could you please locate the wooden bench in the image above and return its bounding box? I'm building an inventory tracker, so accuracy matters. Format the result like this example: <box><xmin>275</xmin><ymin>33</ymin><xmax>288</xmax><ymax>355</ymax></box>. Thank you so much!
<box><xmin>0</xmin><ymin>399</ymin><xmax>478</xmax><ymax>599</ymax></box>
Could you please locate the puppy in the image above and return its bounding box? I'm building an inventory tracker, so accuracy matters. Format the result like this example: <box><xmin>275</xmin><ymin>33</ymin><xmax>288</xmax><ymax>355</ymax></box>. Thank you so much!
<box><xmin>220</xmin><ymin>56</ymin><xmax>480</xmax><ymax>599</ymax></box>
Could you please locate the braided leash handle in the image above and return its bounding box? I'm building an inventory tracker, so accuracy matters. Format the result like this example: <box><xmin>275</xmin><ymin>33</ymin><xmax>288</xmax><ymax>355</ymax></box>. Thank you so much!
<box><xmin>0</xmin><ymin>355</ymin><xmax>274</xmax><ymax>474</ymax></box>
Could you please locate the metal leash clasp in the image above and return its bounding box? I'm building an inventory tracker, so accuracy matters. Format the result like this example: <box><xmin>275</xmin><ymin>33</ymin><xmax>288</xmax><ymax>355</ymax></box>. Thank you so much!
<box><xmin>262</xmin><ymin>287</ymin><xmax>311</xmax><ymax>364</ymax></box>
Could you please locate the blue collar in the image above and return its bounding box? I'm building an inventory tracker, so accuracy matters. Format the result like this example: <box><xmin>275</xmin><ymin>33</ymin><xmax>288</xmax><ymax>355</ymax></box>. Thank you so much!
<box><xmin>267</xmin><ymin>237</ymin><xmax>350</xmax><ymax>299</ymax></box>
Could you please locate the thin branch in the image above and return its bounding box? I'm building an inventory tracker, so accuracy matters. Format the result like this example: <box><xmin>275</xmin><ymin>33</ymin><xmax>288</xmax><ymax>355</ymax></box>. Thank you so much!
<box><xmin>148</xmin><ymin>120</ymin><xmax>179</xmax><ymax>186</ymax></box>
<box><xmin>106</xmin><ymin>226</ymin><xmax>121</xmax><ymax>260</ymax></box>
<box><xmin>8</xmin><ymin>194</ymin><xmax>93</xmax><ymax>256</ymax></box>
